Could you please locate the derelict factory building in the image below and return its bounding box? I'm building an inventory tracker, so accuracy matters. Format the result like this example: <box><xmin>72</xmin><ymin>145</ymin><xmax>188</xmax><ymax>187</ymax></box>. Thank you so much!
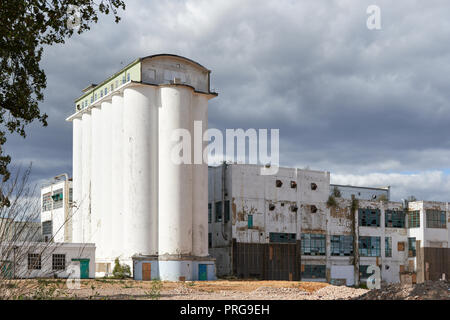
<box><xmin>67</xmin><ymin>54</ymin><xmax>217</xmax><ymax>281</ymax></box>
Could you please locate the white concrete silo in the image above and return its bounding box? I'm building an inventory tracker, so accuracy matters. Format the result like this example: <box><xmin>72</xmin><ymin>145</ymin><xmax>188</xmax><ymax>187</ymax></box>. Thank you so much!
<box><xmin>110</xmin><ymin>93</ymin><xmax>125</xmax><ymax>259</ymax></box>
<box><xmin>81</xmin><ymin>112</ymin><xmax>92</xmax><ymax>243</ymax></box>
<box><xmin>72</xmin><ymin>117</ymin><xmax>83</xmax><ymax>243</ymax></box>
<box><xmin>122</xmin><ymin>86</ymin><xmax>158</xmax><ymax>261</ymax></box>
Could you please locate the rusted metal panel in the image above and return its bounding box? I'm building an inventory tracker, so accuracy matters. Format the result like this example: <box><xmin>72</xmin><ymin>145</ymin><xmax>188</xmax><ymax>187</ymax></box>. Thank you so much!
<box><xmin>232</xmin><ymin>240</ymin><xmax>301</xmax><ymax>280</ymax></box>
<box><xmin>424</xmin><ymin>248</ymin><xmax>450</xmax><ymax>281</ymax></box>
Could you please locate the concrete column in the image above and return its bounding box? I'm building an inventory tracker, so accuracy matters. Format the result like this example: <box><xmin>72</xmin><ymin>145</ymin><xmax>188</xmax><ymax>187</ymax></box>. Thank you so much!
<box><xmin>72</xmin><ymin>117</ymin><xmax>83</xmax><ymax>243</ymax></box>
<box><xmin>81</xmin><ymin>112</ymin><xmax>92</xmax><ymax>243</ymax></box>
<box><xmin>159</xmin><ymin>86</ymin><xmax>193</xmax><ymax>256</ymax></box>
<box><xmin>123</xmin><ymin>86</ymin><xmax>158</xmax><ymax>260</ymax></box>
<box><xmin>111</xmin><ymin>94</ymin><xmax>124</xmax><ymax>259</ymax></box>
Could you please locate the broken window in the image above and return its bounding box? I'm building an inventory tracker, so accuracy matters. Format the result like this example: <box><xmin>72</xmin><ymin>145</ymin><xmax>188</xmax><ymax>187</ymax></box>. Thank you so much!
<box><xmin>269</xmin><ymin>203</ymin><xmax>275</xmax><ymax>211</ymax></box>
<box><xmin>310</xmin><ymin>205</ymin><xmax>318</xmax><ymax>213</ymax></box>
<box><xmin>208</xmin><ymin>203</ymin><xmax>212</xmax><ymax>223</ymax></box>
<box><xmin>290</xmin><ymin>181</ymin><xmax>297</xmax><ymax>189</ymax></box>
<box><xmin>224</xmin><ymin>200</ymin><xmax>230</xmax><ymax>223</ymax></box>
<box><xmin>408</xmin><ymin>237</ymin><xmax>416</xmax><ymax>257</ymax></box>
<box><xmin>359</xmin><ymin>265</ymin><xmax>374</xmax><ymax>281</ymax></box>
<box><xmin>358</xmin><ymin>208</ymin><xmax>380</xmax><ymax>227</ymax></box>
<box><xmin>358</xmin><ymin>236</ymin><xmax>381</xmax><ymax>257</ymax></box>
<box><xmin>248</xmin><ymin>214</ymin><xmax>253</xmax><ymax>229</ymax></box>
<box><xmin>215</xmin><ymin>201</ymin><xmax>222</xmax><ymax>222</ymax></box>
<box><xmin>42</xmin><ymin>192</ymin><xmax>52</xmax><ymax>212</ymax></box>
<box><xmin>426</xmin><ymin>210</ymin><xmax>446</xmax><ymax>229</ymax></box>
<box><xmin>28</xmin><ymin>254</ymin><xmax>41</xmax><ymax>270</ymax></box>
<box><xmin>276</xmin><ymin>180</ymin><xmax>283</xmax><ymax>188</ymax></box>
<box><xmin>311</xmin><ymin>183</ymin><xmax>318</xmax><ymax>190</ymax></box>
<box><xmin>385</xmin><ymin>210</ymin><xmax>405</xmax><ymax>228</ymax></box>
<box><xmin>52</xmin><ymin>188</ymin><xmax>64</xmax><ymax>209</ymax></box>
<box><xmin>52</xmin><ymin>254</ymin><xmax>66</xmax><ymax>271</ymax></box>
<box><xmin>330</xmin><ymin>235</ymin><xmax>353</xmax><ymax>256</ymax></box>
<box><xmin>301</xmin><ymin>233</ymin><xmax>326</xmax><ymax>256</ymax></box>
<box><xmin>302</xmin><ymin>265</ymin><xmax>326</xmax><ymax>279</ymax></box>
<box><xmin>408</xmin><ymin>210</ymin><xmax>420</xmax><ymax>228</ymax></box>
<box><xmin>269</xmin><ymin>232</ymin><xmax>296</xmax><ymax>243</ymax></box>
<box><xmin>385</xmin><ymin>237</ymin><xmax>392</xmax><ymax>257</ymax></box>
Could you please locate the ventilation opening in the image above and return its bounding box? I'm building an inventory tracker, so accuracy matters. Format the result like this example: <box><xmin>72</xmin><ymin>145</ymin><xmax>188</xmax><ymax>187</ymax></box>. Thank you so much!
<box><xmin>311</xmin><ymin>183</ymin><xmax>318</xmax><ymax>190</ymax></box>
<box><xmin>290</xmin><ymin>204</ymin><xmax>298</xmax><ymax>213</ymax></box>
<box><xmin>276</xmin><ymin>180</ymin><xmax>283</xmax><ymax>188</ymax></box>
<box><xmin>269</xmin><ymin>203</ymin><xmax>275</xmax><ymax>211</ymax></box>
<box><xmin>311</xmin><ymin>205</ymin><xmax>318</xmax><ymax>213</ymax></box>
<box><xmin>290</xmin><ymin>181</ymin><xmax>297</xmax><ymax>189</ymax></box>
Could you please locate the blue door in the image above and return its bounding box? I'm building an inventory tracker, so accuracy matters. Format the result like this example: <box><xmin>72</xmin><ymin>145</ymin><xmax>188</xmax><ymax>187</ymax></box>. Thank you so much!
<box><xmin>198</xmin><ymin>264</ymin><xmax>207</xmax><ymax>281</ymax></box>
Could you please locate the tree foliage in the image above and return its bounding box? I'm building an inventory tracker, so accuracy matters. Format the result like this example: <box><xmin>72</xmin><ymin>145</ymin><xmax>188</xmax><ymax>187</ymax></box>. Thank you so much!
<box><xmin>0</xmin><ymin>0</ymin><xmax>126</xmax><ymax>182</ymax></box>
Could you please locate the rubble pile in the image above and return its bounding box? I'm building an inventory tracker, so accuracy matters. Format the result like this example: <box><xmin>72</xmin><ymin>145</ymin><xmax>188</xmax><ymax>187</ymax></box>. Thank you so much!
<box><xmin>356</xmin><ymin>280</ymin><xmax>450</xmax><ymax>300</ymax></box>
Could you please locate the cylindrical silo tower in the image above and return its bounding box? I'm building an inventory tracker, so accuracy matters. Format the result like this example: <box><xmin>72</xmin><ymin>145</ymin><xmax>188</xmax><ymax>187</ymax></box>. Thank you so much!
<box><xmin>81</xmin><ymin>112</ymin><xmax>92</xmax><ymax>243</ymax></box>
<box><xmin>72</xmin><ymin>117</ymin><xmax>83</xmax><ymax>243</ymax></box>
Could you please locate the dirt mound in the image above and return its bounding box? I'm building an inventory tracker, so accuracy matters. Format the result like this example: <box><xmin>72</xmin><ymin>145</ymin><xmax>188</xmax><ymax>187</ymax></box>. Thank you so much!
<box><xmin>356</xmin><ymin>280</ymin><xmax>450</xmax><ymax>300</ymax></box>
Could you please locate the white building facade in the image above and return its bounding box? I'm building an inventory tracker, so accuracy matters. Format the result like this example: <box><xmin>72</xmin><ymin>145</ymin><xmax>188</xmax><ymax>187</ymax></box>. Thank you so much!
<box><xmin>208</xmin><ymin>164</ymin><xmax>449</xmax><ymax>285</ymax></box>
<box><xmin>67</xmin><ymin>54</ymin><xmax>217</xmax><ymax>280</ymax></box>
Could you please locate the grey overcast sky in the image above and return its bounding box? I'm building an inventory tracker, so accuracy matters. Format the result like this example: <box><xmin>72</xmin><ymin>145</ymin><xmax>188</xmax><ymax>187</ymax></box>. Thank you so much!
<box><xmin>5</xmin><ymin>0</ymin><xmax>450</xmax><ymax>201</ymax></box>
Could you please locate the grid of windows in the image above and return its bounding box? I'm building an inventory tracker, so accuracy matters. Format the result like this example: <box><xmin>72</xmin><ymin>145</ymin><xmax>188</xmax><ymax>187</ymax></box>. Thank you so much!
<box><xmin>359</xmin><ymin>236</ymin><xmax>381</xmax><ymax>257</ymax></box>
<box><xmin>302</xmin><ymin>265</ymin><xmax>326</xmax><ymax>279</ymax></box>
<box><xmin>385</xmin><ymin>237</ymin><xmax>392</xmax><ymax>257</ymax></box>
<box><xmin>330</xmin><ymin>235</ymin><xmax>353</xmax><ymax>256</ymax></box>
<box><xmin>208</xmin><ymin>203</ymin><xmax>212</xmax><ymax>223</ymax></box>
<box><xmin>385</xmin><ymin>210</ymin><xmax>405</xmax><ymax>228</ymax></box>
<box><xmin>426</xmin><ymin>210</ymin><xmax>446</xmax><ymax>229</ymax></box>
<box><xmin>408</xmin><ymin>237</ymin><xmax>416</xmax><ymax>257</ymax></box>
<box><xmin>28</xmin><ymin>254</ymin><xmax>41</xmax><ymax>270</ymax></box>
<box><xmin>215</xmin><ymin>201</ymin><xmax>222</xmax><ymax>222</ymax></box>
<box><xmin>52</xmin><ymin>188</ymin><xmax>63</xmax><ymax>209</ymax></box>
<box><xmin>408</xmin><ymin>210</ymin><xmax>420</xmax><ymax>228</ymax></box>
<box><xmin>42</xmin><ymin>192</ymin><xmax>52</xmax><ymax>212</ymax></box>
<box><xmin>301</xmin><ymin>233</ymin><xmax>326</xmax><ymax>255</ymax></box>
<box><xmin>358</xmin><ymin>208</ymin><xmax>380</xmax><ymax>227</ymax></box>
<box><xmin>52</xmin><ymin>254</ymin><xmax>66</xmax><ymax>271</ymax></box>
<box><xmin>270</xmin><ymin>232</ymin><xmax>296</xmax><ymax>243</ymax></box>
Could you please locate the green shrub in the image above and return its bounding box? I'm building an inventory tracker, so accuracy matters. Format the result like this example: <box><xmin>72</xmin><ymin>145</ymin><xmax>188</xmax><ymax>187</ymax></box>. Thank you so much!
<box><xmin>112</xmin><ymin>258</ymin><xmax>131</xmax><ymax>279</ymax></box>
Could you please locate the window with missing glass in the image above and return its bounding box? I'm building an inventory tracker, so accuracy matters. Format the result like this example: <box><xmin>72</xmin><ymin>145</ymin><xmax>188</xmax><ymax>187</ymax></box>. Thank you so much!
<box><xmin>426</xmin><ymin>210</ymin><xmax>446</xmax><ymax>229</ymax></box>
<box><xmin>330</xmin><ymin>235</ymin><xmax>353</xmax><ymax>256</ymax></box>
<box><xmin>408</xmin><ymin>237</ymin><xmax>416</xmax><ymax>257</ymax></box>
<box><xmin>385</xmin><ymin>210</ymin><xmax>405</xmax><ymax>228</ymax></box>
<box><xmin>385</xmin><ymin>237</ymin><xmax>392</xmax><ymax>257</ymax></box>
<box><xmin>208</xmin><ymin>203</ymin><xmax>212</xmax><ymax>223</ymax></box>
<box><xmin>208</xmin><ymin>233</ymin><xmax>212</xmax><ymax>248</ymax></box>
<box><xmin>408</xmin><ymin>210</ymin><xmax>420</xmax><ymax>228</ymax></box>
<box><xmin>52</xmin><ymin>188</ymin><xmax>63</xmax><ymax>209</ymax></box>
<box><xmin>301</xmin><ymin>233</ymin><xmax>326</xmax><ymax>255</ymax></box>
<box><xmin>359</xmin><ymin>236</ymin><xmax>381</xmax><ymax>257</ymax></box>
<box><xmin>215</xmin><ymin>201</ymin><xmax>222</xmax><ymax>222</ymax></box>
<box><xmin>224</xmin><ymin>200</ymin><xmax>230</xmax><ymax>223</ymax></box>
<box><xmin>28</xmin><ymin>254</ymin><xmax>41</xmax><ymax>270</ymax></box>
<box><xmin>42</xmin><ymin>192</ymin><xmax>52</xmax><ymax>212</ymax></box>
<box><xmin>270</xmin><ymin>232</ymin><xmax>296</xmax><ymax>244</ymax></box>
<box><xmin>302</xmin><ymin>265</ymin><xmax>326</xmax><ymax>279</ymax></box>
<box><xmin>52</xmin><ymin>254</ymin><xmax>66</xmax><ymax>271</ymax></box>
<box><xmin>358</xmin><ymin>208</ymin><xmax>380</xmax><ymax>227</ymax></box>
<box><xmin>359</xmin><ymin>265</ymin><xmax>374</xmax><ymax>280</ymax></box>
<box><xmin>42</xmin><ymin>221</ymin><xmax>52</xmax><ymax>237</ymax></box>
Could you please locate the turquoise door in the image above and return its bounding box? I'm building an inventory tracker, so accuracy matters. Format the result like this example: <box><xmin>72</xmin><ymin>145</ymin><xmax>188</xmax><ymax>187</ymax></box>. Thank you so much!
<box><xmin>72</xmin><ymin>259</ymin><xmax>90</xmax><ymax>279</ymax></box>
<box><xmin>198</xmin><ymin>264</ymin><xmax>207</xmax><ymax>281</ymax></box>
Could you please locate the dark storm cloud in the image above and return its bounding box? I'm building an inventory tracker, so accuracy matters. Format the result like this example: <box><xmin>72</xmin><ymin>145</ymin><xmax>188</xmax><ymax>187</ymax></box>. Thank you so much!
<box><xmin>5</xmin><ymin>0</ymin><xmax>450</xmax><ymax>200</ymax></box>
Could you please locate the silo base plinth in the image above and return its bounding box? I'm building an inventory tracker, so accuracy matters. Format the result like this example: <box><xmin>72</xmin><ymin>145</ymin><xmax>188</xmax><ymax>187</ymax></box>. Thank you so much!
<box><xmin>132</xmin><ymin>254</ymin><xmax>217</xmax><ymax>281</ymax></box>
